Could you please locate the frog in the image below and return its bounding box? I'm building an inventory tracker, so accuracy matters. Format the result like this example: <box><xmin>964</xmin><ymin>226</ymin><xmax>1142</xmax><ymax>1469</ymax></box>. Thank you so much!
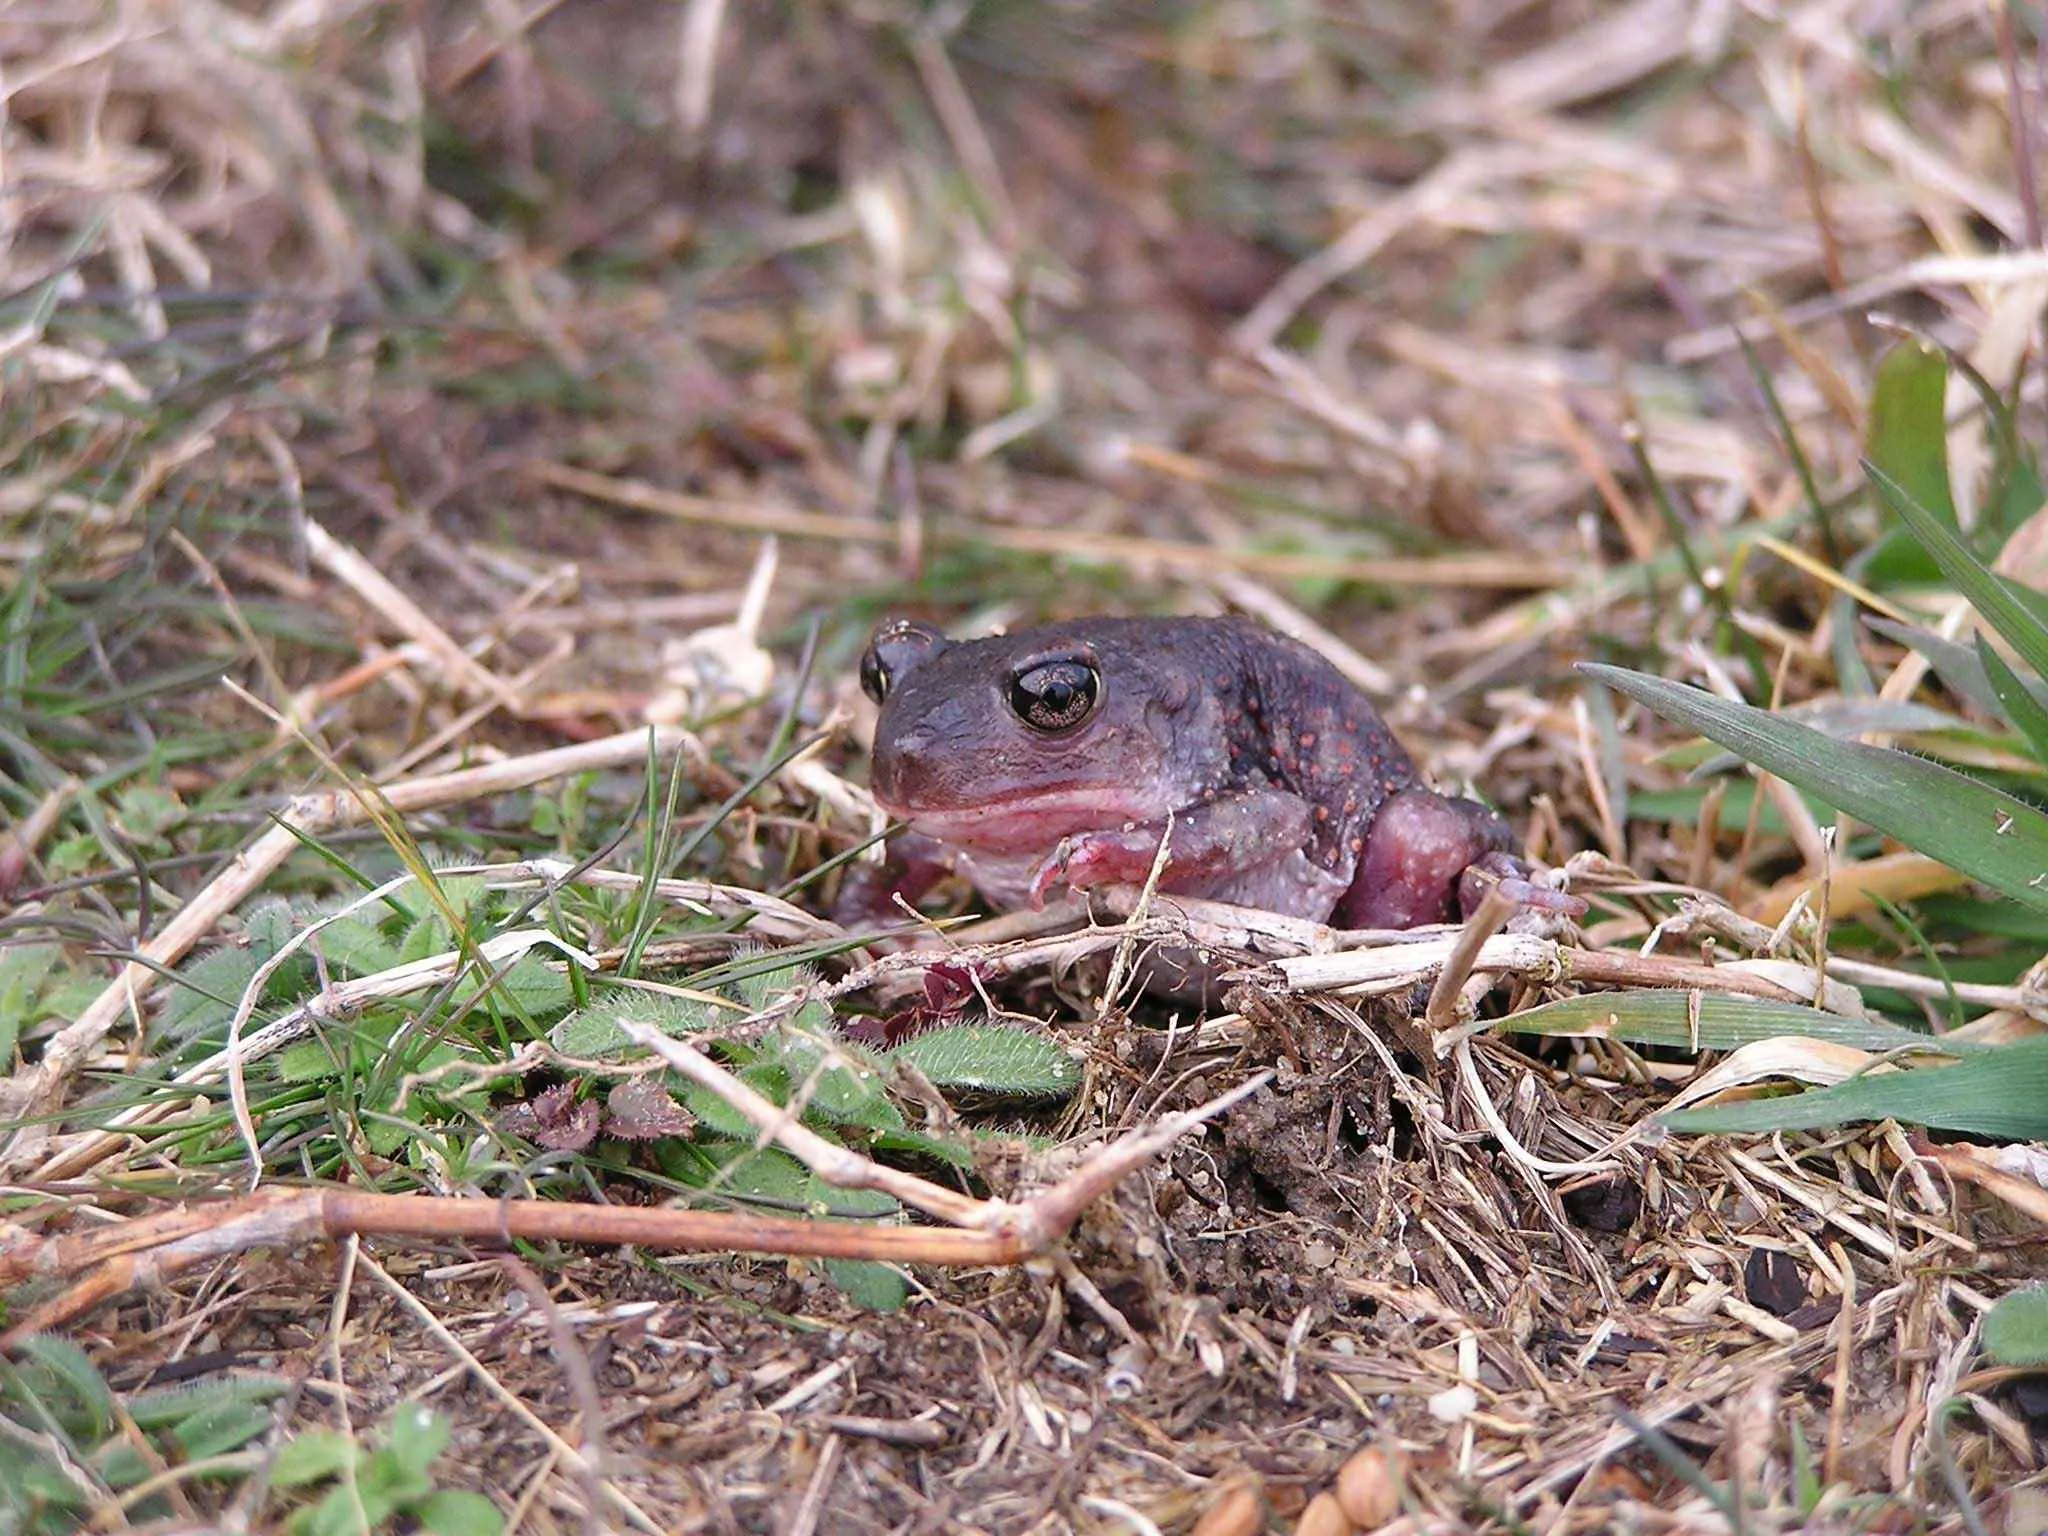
<box><xmin>845</xmin><ymin>614</ymin><xmax>1578</xmax><ymax>939</ymax></box>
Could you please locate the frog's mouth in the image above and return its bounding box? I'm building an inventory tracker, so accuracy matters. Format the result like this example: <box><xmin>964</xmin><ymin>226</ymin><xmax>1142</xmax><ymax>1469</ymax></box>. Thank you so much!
<box><xmin>883</xmin><ymin>787</ymin><xmax>1165</xmax><ymax>854</ymax></box>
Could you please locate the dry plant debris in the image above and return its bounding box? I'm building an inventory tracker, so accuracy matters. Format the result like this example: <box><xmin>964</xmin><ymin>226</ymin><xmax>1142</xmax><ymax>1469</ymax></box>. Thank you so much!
<box><xmin>1</xmin><ymin>2</ymin><xmax>2046</xmax><ymax>1533</ymax></box>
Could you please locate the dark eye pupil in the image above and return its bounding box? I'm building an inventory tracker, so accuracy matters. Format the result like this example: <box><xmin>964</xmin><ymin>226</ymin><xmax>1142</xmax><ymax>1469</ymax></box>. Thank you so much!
<box><xmin>859</xmin><ymin>648</ymin><xmax>890</xmax><ymax>704</ymax></box>
<box><xmin>1010</xmin><ymin>660</ymin><xmax>1098</xmax><ymax>732</ymax></box>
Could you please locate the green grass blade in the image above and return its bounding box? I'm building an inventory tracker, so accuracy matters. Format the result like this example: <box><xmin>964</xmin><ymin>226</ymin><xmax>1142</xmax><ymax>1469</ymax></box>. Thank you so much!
<box><xmin>1663</xmin><ymin>1036</ymin><xmax>2048</xmax><ymax>1138</ymax></box>
<box><xmin>1865</xmin><ymin>617</ymin><xmax>2003</xmax><ymax>715</ymax></box>
<box><xmin>1579</xmin><ymin>662</ymin><xmax>2048</xmax><ymax>913</ymax></box>
<box><xmin>1974</xmin><ymin>633</ymin><xmax>2048</xmax><ymax>766</ymax></box>
<box><xmin>1865</xmin><ymin>340</ymin><xmax>1956</xmax><ymax>526</ymax></box>
<box><xmin>1502</xmin><ymin>991</ymin><xmax>1944</xmax><ymax>1053</ymax></box>
<box><xmin>1865</xmin><ymin>458</ymin><xmax>2048</xmax><ymax>681</ymax></box>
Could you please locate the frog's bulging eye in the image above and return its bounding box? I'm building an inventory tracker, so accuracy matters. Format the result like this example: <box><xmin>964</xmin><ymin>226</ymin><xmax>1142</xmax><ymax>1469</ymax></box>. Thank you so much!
<box><xmin>859</xmin><ymin>646</ymin><xmax>892</xmax><ymax>704</ymax></box>
<box><xmin>1009</xmin><ymin>659</ymin><xmax>1100</xmax><ymax>733</ymax></box>
<box><xmin>861</xmin><ymin>618</ymin><xmax>946</xmax><ymax>706</ymax></box>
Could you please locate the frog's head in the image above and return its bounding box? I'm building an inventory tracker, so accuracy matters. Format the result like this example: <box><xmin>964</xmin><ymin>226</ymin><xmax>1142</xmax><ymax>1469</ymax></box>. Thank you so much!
<box><xmin>859</xmin><ymin>617</ymin><xmax>1206</xmax><ymax>853</ymax></box>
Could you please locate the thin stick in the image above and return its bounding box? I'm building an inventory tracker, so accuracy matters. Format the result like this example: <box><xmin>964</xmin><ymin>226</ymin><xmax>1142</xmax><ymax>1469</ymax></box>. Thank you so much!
<box><xmin>1426</xmin><ymin>888</ymin><xmax>1517</xmax><ymax>1033</ymax></box>
<box><xmin>304</xmin><ymin>519</ymin><xmax>517</xmax><ymax>708</ymax></box>
<box><xmin>621</xmin><ymin>1021</ymin><xmax>992</xmax><ymax>1227</ymax></box>
<box><xmin>0</xmin><ymin>1075</ymin><xmax>1269</xmax><ymax>1344</ymax></box>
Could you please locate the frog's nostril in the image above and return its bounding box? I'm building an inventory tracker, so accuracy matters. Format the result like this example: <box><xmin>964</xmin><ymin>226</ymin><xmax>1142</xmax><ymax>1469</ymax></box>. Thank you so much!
<box><xmin>890</xmin><ymin>729</ymin><xmax>935</xmax><ymax>761</ymax></box>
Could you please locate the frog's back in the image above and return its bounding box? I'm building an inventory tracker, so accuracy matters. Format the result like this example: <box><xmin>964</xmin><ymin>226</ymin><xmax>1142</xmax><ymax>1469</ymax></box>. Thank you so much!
<box><xmin>1198</xmin><ymin>617</ymin><xmax>1420</xmax><ymax>866</ymax></box>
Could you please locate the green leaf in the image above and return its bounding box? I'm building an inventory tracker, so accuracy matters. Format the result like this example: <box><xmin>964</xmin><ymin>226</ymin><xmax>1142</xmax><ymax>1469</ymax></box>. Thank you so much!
<box><xmin>1866</xmin><ymin>341</ymin><xmax>1955</xmax><ymax>526</ymax></box>
<box><xmin>1580</xmin><ymin>663</ymin><xmax>2048</xmax><ymax>914</ymax></box>
<box><xmin>172</xmin><ymin>1401</ymin><xmax>277</xmax><ymax>1462</ymax></box>
<box><xmin>1866</xmin><ymin>458</ymin><xmax>2048</xmax><ymax>682</ymax></box>
<box><xmin>97</xmin><ymin>1441</ymin><xmax>154</xmax><ymax>1492</ymax></box>
<box><xmin>416</xmin><ymin>1489</ymin><xmax>505</xmax><ymax>1536</ymax></box>
<box><xmin>803</xmin><ymin>1171</ymin><xmax>897</xmax><ymax>1222</ymax></box>
<box><xmin>824</xmin><ymin>1259</ymin><xmax>909</xmax><ymax>1313</ymax></box>
<box><xmin>1981</xmin><ymin>1287</ymin><xmax>2048</xmax><ymax>1367</ymax></box>
<box><xmin>385</xmin><ymin>1405</ymin><xmax>450</xmax><ymax>1471</ymax></box>
<box><xmin>316</xmin><ymin>917</ymin><xmax>401</xmax><ymax>978</ymax></box>
<box><xmin>493</xmin><ymin>953</ymin><xmax>572</xmax><ymax>1018</ymax></box>
<box><xmin>271</xmin><ymin>1429</ymin><xmax>358</xmax><ymax>1488</ymax></box>
<box><xmin>778</xmin><ymin>1033</ymin><xmax>903</xmax><ymax>1131</ymax></box>
<box><xmin>398</xmin><ymin>909</ymin><xmax>451</xmax><ymax>964</ymax></box>
<box><xmin>1503</xmin><ymin>992</ymin><xmax>1947</xmax><ymax>1054</ymax></box>
<box><xmin>0</xmin><ymin>1437</ymin><xmax>92</xmax><ymax>1514</ymax></box>
<box><xmin>114</xmin><ymin>782</ymin><xmax>185</xmax><ymax>847</ymax></box>
<box><xmin>703</xmin><ymin>1144</ymin><xmax>812</xmax><ymax>1204</ymax></box>
<box><xmin>550</xmin><ymin>990</ymin><xmax>715</xmax><ymax>1060</ymax></box>
<box><xmin>4</xmin><ymin>1334</ymin><xmax>114</xmax><ymax>1442</ymax></box>
<box><xmin>1663</xmin><ymin>1036</ymin><xmax>2048</xmax><ymax>1138</ymax></box>
<box><xmin>1865</xmin><ymin>617</ymin><xmax>2005</xmax><ymax>716</ymax></box>
<box><xmin>887</xmin><ymin>1025</ymin><xmax>1082</xmax><ymax>1098</ymax></box>
<box><xmin>357</xmin><ymin>1445</ymin><xmax>431</xmax><ymax>1511</ymax></box>
<box><xmin>126</xmin><ymin>1374</ymin><xmax>291</xmax><ymax>1431</ymax></box>
<box><xmin>870</xmin><ymin>1125</ymin><xmax>976</xmax><ymax>1168</ymax></box>
<box><xmin>299</xmin><ymin>1477</ymin><xmax>397</xmax><ymax>1536</ymax></box>
<box><xmin>0</xmin><ymin>943</ymin><xmax>59</xmax><ymax>1065</ymax></box>
<box><xmin>1976</xmin><ymin>634</ymin><xmax>2048</xmax><ymax>765</ymax></box>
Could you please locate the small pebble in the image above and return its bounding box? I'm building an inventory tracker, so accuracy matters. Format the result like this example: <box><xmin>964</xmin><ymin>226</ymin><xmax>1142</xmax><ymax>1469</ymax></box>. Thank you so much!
<box><xmin>1334</xmin><ymin>1445</ymin><xmax>1406</xmax><ymax>1528</ymax></box>
<box><xmin>1295</xmin><ymin>1490</ymin><xmax>1355</xmax><ymax>1536</ymax></box>
<box><xmin>1191</xmin><ymin>1478</ymin><xmax>1264</xmax><ymax>1536</ymax></box>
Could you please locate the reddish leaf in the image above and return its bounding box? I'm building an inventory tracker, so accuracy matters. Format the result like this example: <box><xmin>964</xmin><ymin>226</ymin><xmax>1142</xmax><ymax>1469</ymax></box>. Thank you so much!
<box><xmin>604</xmin><ymin>1077</ymin><xmax>697</xmax><ymax>1141</ymax></box>
<box><xmin>512</xmin><ymin>1082</ymin><xmax>602</xmax><ymax>1151</ymax></box>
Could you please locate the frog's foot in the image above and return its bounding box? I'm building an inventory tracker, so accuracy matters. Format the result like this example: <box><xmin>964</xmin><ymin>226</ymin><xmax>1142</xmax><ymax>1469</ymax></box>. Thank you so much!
<box><xmin>830</xmin><ymin>832</ymin><xmax>957</xmax><ymax>931</ymax></box>
<box><xmin>1025</xmin><ymin>830</ymin><xmax>1157</xmax><ymax>908</ymax></box>
<box><xmin>1457</xmin><ymin>851</ymin><xmax>1587</xmax><ymax>921</ymax></box>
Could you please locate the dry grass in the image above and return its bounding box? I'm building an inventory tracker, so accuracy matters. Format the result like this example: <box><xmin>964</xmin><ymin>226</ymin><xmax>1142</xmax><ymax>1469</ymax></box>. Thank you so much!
<box><xmin>2</xmin><ymin>1</ymin><xmax>2046</xmax><ymax>1532</ymax></box>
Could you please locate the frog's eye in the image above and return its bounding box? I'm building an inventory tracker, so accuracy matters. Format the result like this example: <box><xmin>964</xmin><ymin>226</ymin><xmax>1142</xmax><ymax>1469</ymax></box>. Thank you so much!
<box><xmin>1009</xmin><ymin>659</ymin><xmax>1100</xmax><ymax>733</ymax></box>
<box><xmin>859</xmin><ymin>645</ymin><xmax>892</xmax><ymax>705</ymax></box>
<box><xmin>860</xmin><ymin>619</ymin><xmax>946</xmax><ymax>706</ymax></box>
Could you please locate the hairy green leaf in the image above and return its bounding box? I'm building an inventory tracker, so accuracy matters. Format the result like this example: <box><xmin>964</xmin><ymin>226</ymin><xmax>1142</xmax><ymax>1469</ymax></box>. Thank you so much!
<box><xmin>824</xmin><ymin>1258</ymin><xmax>909</xmax><ymax>1314</ymax></box>
<box><xmin>1981</xmin><ymin>1287</ymin><xmax>2048</xmax><ymax>1367</ymax></box>
<box><xmin>417</xmin><ymin>1489</ymin><xmax>506</xmax><ymax>1536</ymax></box>
<box><xmin>888</xmin><ymin>1025</ymin><xmax>1081</xmax><ymax>1098</ymax></box>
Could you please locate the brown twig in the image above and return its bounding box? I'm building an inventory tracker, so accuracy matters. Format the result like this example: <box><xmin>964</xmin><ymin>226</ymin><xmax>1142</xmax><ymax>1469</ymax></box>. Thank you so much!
<box><xmin>2</xmin><ymin>1069</ymin><xmax>1268</xmax><ymax>1346</ymax></box>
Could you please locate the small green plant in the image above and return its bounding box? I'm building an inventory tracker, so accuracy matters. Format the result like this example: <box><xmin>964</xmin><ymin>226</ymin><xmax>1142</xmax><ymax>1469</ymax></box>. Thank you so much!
<box><xmin>534</xmin><ymin>951</ymin><xmax>1080</xmax><ymax>1312</ymax></box>
<box><xmin>0</xmin><ymin>1335</ymin><xmax>288</xmax><ymax>1534</ymax></box>
<box><xmin>270</xmin><ymin>1404</ymin><xmax>500</xmax><ymax>1536</ymax></box>
<box><xmin>149</xmin><ymin>858</ymin><xmax>1082</xmax><ymax>1312</ymax></box>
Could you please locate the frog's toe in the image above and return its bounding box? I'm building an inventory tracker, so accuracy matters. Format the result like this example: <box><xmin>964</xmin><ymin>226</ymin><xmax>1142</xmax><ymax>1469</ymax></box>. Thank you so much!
<box><xmin>1457</xmin><ymin>852</ymin><xmax>1587</xmax><ymax>920</ymax></box>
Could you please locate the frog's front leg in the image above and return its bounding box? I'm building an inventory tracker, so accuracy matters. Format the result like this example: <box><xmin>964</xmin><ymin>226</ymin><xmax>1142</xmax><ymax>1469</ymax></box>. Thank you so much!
<box><xmin>1337</xmin><ymin>788</ymin><xmax>1514</xmax><ymax>928</ymax></box>
<box><xmin>1339</xmin><ymin>788</ymin><xmax>1583</xmax><ymax>928</ymax></box>
<box><xmin>1026</xmin><ymin>791</ymin><xmax>1314</xmax><ymax>908</ymax></box>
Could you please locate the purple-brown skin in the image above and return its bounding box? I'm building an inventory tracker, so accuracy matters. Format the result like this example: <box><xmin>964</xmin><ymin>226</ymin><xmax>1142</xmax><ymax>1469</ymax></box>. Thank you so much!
<box><xmin>849</xmin><ymin>615</ymin><xmax>1580</xmax><ymax>932</ymax></box>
